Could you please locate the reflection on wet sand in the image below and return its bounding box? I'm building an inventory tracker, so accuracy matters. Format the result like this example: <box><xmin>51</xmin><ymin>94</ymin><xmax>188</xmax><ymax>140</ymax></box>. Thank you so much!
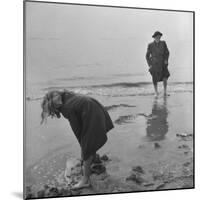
<box><xmin>146</xmin><ymin>96</ymin><xmax>169</xmax><ymax>141</ymax></box>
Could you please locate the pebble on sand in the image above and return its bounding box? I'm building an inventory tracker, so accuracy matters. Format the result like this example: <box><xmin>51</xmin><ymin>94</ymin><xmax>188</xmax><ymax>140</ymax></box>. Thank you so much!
<box><xmin>143</xmin><ymin>183</ymin><xmax>154</xmax><ymax>187</ymax></box>
<box><xmin>100</xmin><ymin>154</ymin><xmax>109</xmax><ymax>162</ymax></box>
<box><xmin>154</xmin><ymin>143</ymin><xmax>161</xmax><ymax>149</ymax></box>
<box><xmin>176</xmin><ymin>133</ymin><xmax>193</xmax><ymax>141</ymax></box>
<box><xmin>132</xmin><ymin>166</ymin><xmax>145</xmax><ymax>174</ymax></box>
<box><xmin>176</xmin><ymin>133</ymin><xmax>193</xmax><ymax>137</ymax></box>
<box><xmin>126</xmin><ymin>173</ymin><xmax>144</xmax><ymax>185</ymax></box>
<box><xmin>92</xmin><ymin>154</ymin><xmax>102</xmax><ymax>164</ymax></box>
<box><xmin>48</xmin><ymin>187</ymin><xmax>59</xmax><ymax>196</ymax></box>
<box><xmin>178</xmin><ymin>144</ymin><xmax>189</xmax><ymax>149</ymax></box>
<box><xmin>37</xmin><ymin>190</ymin><xmax>45</xmax><ymax>198</ymax></box>
<box><xmin>58</xmin><ymin>188</ymin><xmax>71</xmax><ymax>196</ymax></box>
<box><xmin>91</xmin><ymin>163</ymin><xmax>106</xmax><ymax>175</ymax></box>
<box><xmin>183</xmin><ymin>162</ymin><xmax>190</xmax><ymax>167</ymax></box>
<box><xmin>156</xmin><ymin>183</ymin><xmax>166</xmax><ymax>190</ymax></box>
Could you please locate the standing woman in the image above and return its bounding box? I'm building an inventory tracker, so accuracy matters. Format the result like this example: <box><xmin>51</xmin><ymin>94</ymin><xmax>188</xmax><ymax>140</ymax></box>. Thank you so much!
<box><xmin>41</xmin><ymin>90</ymin><xmax>114</xmax><ymax>189</ymax></box>
<box><xmin>146</xmin><ymin>31</ymin><xmax>170</xmax><ymax>96</ymax></box>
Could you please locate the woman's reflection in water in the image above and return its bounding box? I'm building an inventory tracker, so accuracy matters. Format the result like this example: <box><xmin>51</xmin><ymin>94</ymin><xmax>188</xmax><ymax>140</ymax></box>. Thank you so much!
<box><xmin>146</xmin><ymin>96</ymin><xmax>169</xmax><ymax>141</ymax></box>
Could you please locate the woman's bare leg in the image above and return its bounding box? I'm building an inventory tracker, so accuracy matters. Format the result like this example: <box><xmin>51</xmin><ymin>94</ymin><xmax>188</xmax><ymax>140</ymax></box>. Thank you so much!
<box><xmin>153</xmin><ymin>83</ymin><xmax>158</xmax><ymax>96</ymax></box>
<box><xmin>163</xmin><ymin>78</ymin><xmax>167</xmax><ymax>95</ymax></box>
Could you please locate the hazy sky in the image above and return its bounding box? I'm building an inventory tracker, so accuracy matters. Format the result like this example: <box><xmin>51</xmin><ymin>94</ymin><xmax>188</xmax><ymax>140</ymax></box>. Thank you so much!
<box><xmin>25</xmin><ymin>2</ymin><xmax>193</xmax><ymax>83</ymax></box>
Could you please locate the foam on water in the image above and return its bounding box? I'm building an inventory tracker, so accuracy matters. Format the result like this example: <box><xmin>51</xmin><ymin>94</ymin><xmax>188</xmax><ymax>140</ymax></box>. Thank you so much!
<box><xmin>26</xmin><ymin>80</ymin><xmax>193</xmax><ymax>102</ymax></box>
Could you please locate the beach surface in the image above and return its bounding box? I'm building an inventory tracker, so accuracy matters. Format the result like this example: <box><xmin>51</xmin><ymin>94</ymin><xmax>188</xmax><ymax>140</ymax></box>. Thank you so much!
<box><xmin>25</xmin><ymin>85</ymin><xmax>193</xmax><ymax>198</ymax></box>
<box><xmin>24</xmin><ymin>4</ymin><xmax>194</xmax><ymax>198</ymax></box>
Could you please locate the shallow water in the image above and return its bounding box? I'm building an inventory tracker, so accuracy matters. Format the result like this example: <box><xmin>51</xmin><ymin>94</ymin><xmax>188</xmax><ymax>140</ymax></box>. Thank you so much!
<box><xmin>24</xmin><ymin>4</ymin><xmax>194</xmax><ymax>195</ymax></box>
<box><xmin>25</xmin><ymin>90</ymin><xmax>193</xmax><ymax>199</ymax></box>
<box><xmin>25</xmin><ymin>87</ymin><xmax>193</xmax><ymax>185</ymax></box>
<box><xmin>25</xmin><ymin>55</ymin><xmax>193</xmax><ymax>191</ymax></box>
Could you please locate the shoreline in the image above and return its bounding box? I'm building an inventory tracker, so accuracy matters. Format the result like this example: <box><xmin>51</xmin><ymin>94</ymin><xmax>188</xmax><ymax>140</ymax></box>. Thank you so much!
<box><xmin>25</xmin><ymin>91</ymin><xmax>193</xmax><ymax>198</ymax></box>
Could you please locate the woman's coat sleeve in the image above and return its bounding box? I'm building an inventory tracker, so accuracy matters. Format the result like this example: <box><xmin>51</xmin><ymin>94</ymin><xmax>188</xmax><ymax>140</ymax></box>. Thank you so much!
<box><xmin>146</xmin><ymin>44</ymin><xmax>152</xmax><ymax>66</ymax></box>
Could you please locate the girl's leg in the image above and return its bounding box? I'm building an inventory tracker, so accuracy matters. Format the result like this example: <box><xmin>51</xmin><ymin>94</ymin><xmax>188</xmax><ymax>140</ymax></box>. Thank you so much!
<box><xmin>73</xmin><ymin>155</ymin><xmax>94</xmax><ymax>189</ymax></box>
<box><xmin>83</xmin><ymin>155</ymin><xmax>93</xmax><ymax>183</ymax></box>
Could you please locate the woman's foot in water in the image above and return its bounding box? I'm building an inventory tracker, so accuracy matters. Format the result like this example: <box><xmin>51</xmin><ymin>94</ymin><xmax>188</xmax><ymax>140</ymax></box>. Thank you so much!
<box><xmin>163</xmin><ymin>91</ymin><xmax>170</xmax><ymax>97</ymax></box>
<box><xmin>154</xmin><ymin>92</ymin><xmax>159</xmax><ymax>98</ymax></box>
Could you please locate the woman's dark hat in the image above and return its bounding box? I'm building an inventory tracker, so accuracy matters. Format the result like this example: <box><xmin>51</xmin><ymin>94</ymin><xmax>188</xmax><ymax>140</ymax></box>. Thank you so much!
<box><xmin>152</xmin><ymin>31</ymin><xmax>163</xmax><ymax>38</ymax></box>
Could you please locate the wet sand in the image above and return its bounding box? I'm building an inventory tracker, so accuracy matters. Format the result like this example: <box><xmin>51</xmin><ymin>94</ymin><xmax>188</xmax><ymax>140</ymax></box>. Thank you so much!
<box><xmin>25</xmin><ymin>91</ymin><xmax>193</xmax><ymax>198</ymax></box>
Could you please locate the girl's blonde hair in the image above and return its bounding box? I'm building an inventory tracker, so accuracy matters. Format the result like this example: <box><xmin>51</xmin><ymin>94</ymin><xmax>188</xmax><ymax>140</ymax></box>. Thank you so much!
<box><xmin>40</xmin><ymin>90</ymin><xmax>62</xmax><ymax>124</ymax></box>
<box><xmin>40</xmin><ymin>90</ymin><xmax>74</xmax><ymax>124</ymax></box>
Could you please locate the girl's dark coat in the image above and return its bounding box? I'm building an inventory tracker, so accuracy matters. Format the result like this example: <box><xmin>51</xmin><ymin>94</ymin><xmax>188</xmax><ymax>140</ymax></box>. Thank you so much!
<box><xmin>58</xmin><ymin>92</ymin><xmax>114</xmax><ymax>161</ymax></box>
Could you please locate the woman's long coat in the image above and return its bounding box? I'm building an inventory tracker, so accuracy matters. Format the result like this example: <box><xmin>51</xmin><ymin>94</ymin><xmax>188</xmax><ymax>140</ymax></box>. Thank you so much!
<box><xmin>58</xmin><ymin>92</ymin><xmax>114</xmax><ymax>161</ymax></box>
<box><xmin>146</xmin><ymin>40</ymin><xmax>170</xmax><ymax>83</ymax></box>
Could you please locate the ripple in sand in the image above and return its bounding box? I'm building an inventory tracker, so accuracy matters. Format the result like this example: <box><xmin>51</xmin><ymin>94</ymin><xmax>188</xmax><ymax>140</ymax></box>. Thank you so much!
<box><xmin>114</xmin><ymin>115</ymin><xmax>134</xmax><ymax>125</ymax></box>
<box><xmin>105</xmin><ymin>104</ymin><xmax>136</xmax><ymax>111</ymax></box>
